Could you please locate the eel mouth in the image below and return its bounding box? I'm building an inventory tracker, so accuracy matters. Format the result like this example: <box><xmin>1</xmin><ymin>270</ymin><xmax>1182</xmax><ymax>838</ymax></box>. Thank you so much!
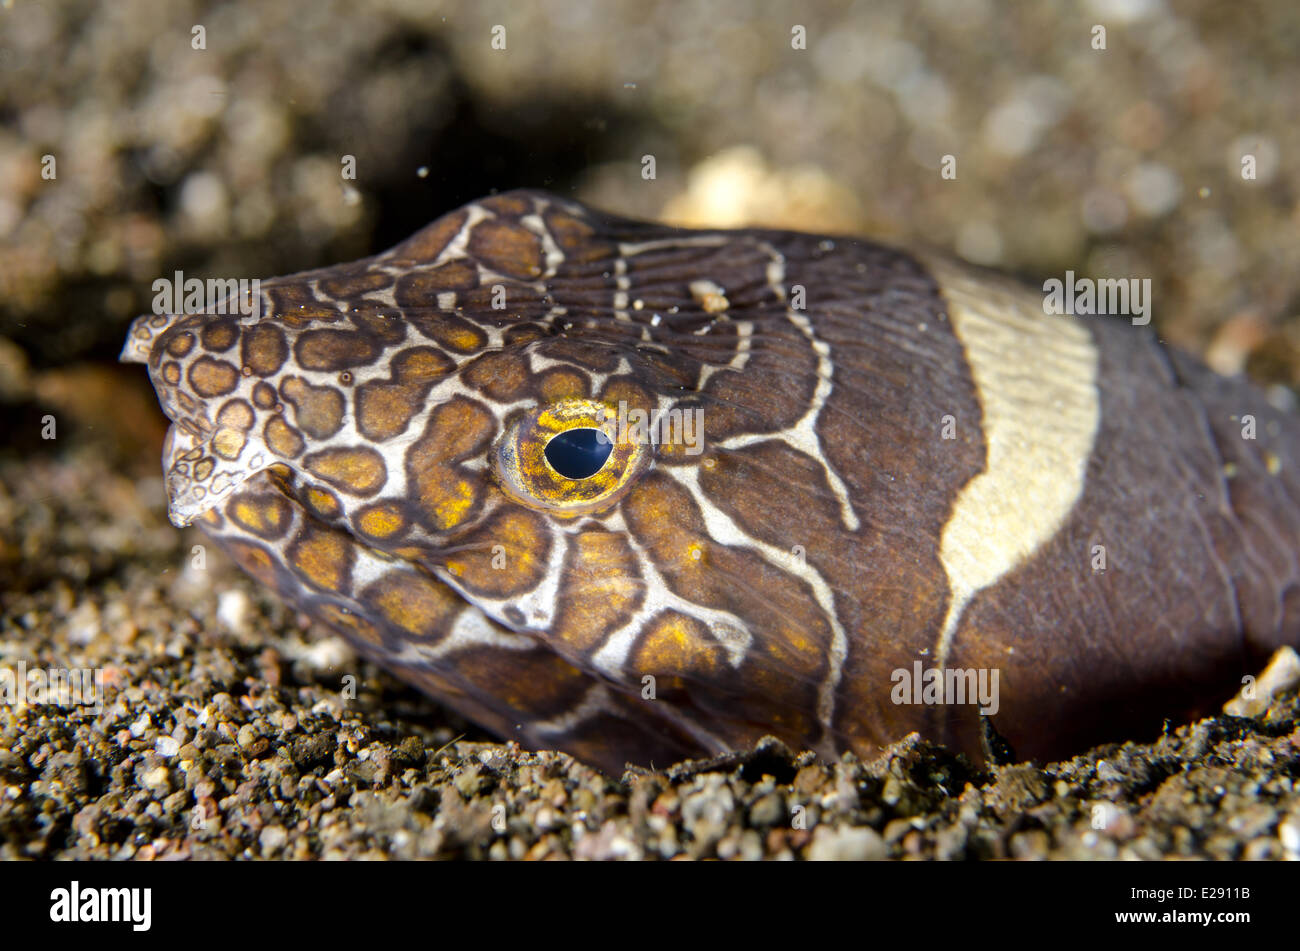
<box><xmin>159</xmin><ymin>421</ymin><xmax>278</xmax><ymax>528</ymax></box>
<box><xmin>119</xmin><ymin>313</ymin><xmax>166</xmax><ymax>366</ymax></box>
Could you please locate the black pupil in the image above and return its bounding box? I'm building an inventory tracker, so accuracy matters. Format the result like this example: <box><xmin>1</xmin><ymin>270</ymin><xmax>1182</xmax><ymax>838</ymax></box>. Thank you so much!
<box><xmin>544</xmin><ymin>428</ymin><xmax>613</xmax><ymax>479</ymax></box>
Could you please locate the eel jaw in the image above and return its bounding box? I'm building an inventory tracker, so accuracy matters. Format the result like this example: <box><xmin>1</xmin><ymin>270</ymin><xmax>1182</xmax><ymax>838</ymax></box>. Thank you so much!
<box><xmin>160</xmin><ymin>422</ymin><xmax>273</xmax><ymax>528</ymax></box>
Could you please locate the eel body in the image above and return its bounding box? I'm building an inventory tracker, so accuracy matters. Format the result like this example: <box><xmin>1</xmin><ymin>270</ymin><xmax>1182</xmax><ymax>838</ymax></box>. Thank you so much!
<box><xmin>121</xmin><ymin>189</ymin><xmax>1300</xmax><ymax>772</ymax></box>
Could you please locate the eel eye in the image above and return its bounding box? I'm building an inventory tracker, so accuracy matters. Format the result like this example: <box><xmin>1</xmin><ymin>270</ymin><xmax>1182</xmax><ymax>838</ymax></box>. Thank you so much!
<box><xmin>544</xmin><ymin>427</ymin><xmax>613</xmax><ymax>479</ymax></box>
<box><xmin>494</xmin><ymin>398</ymin><xmax>649</xmax><ymax>514</ymax></box>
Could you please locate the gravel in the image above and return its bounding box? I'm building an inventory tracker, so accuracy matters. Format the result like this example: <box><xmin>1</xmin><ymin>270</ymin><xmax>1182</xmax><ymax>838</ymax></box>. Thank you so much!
<box><xmin>1</xmin><ymin>443</ymin><xmax>1297</xmax><ymax>861</ymax></box>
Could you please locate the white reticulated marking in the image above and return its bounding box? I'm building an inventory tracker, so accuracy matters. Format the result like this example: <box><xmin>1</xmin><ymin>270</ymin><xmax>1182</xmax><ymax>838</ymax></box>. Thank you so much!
<box><xmin>527</xmin><ymin>351</ymin><xmax>633</xmax><ymax>395</ymax></box>
<box><xmin>164</xmin><ymin>317</ymin><xmax>447</xmax><ymax>524</ymax></box>
<box><xmin>613</xmin><ymin>257</ymin><xmax>632</xmax><ymax>321</ymax></box>
<box><xmin>592</xmin><ymin>506</ymin><xmax>629</xmax><ymax>532</ymax></box>
<box><xmin>696</xmin><ymin>320</ymin><xmax>753</xmax><ymax>389</ymax></box>
<box><xmin>716</xmin><ymin>242</ymin><xmax>859</xmax><ymax>533</ymax></box>
<box><xmin>474</xmin><ymin>263</ymin><xmax>548</xmax><ymax>299</ymax></box>
<box><xmin>266</xmin><ymin>343</ymin><xmax>536</xmax><ymax>525</ymax></box>
<box><xmin>529</xmin><ymin>683</ymin><xmax>619</xmax><ymax>737</ymax></box>
<box><xmin>923</xmin><ymin>255</ymin><xmax>1101</xmax><ymax>670</ymax></box>
<box><xmin>588</xmin><ymin>608</ymin><xmax>651</xmax><ymax>679</ymax></box>
<box><xmin>169</xmin><ymin>295</ymin><xmax>561</xmax><ymax>539</ymax></box>
<box><xmin>387</xmin><ymin>603</ymin><xmax>538</xmax><ymax>670</ymax></box>
<box><xmin>589</xmin><ymin>530</ymin><xmax>754</xmax><ymax>675</ymax></box>
<box><xmin>664</xmin><ymin>464</ymin><xmax>848</xmax><ymax>735</ymax></box>
<box><xmin>617</xmin><ymin>235</ymin><xmax>730</xmax><ymax>257</ymax></box>
<box><xmin>428</xmin><ymin>202</ymin><xmax>491</xmax><ymax>268</ymax></box>
<box><xmin>350</xmin><ymin>546</ymin><xmax>398</xmax><ymax>591</ymax></box>
<box><xmin>520</xmin><ymin>208</ymin><xmax>566</xmax><ymax>277</ymax></box>
<box><xmin>531</xmin><ymin>680</ymin><xmax>734</xmax><ymax>757</ymax></box>
<box><xmin>445</xmin><ymin>530</ymin><xmax>569</xmax><ymax>632</ymax></box>
<box><xmin>436</xmin><ymin>291</ymin><xmax>457</xmax><ymax>310</ymax></box>
<box><xmin>528</xmin><ymin>679</ymin><xmax>734</xmax><ymax>757</ymax></box>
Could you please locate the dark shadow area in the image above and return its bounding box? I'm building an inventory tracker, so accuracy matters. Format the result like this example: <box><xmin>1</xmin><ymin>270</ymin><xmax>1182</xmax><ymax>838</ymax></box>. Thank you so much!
<box><xmin>365</xmin><ymin>88</ymin><xmax>648</xmax><ymax>253</ymax></box>
<box><xmin>9</xmin><ymin>31</ymin><xmax>662</xmax><ymax>371</ymax></box>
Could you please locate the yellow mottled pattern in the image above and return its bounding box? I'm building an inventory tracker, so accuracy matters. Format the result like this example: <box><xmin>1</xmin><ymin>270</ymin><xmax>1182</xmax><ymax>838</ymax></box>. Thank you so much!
<box><xmin>229</xmin><ymin>494</ymin><xmax>289</xmax><ymax>538</ymax></box>
<box><xmin>357</xmin><ymin>503</ymin><xmax>407</xmax><ymax>539</ymax></box>
<box><xmin>389</xmin><ymin>208</ymin><xmax>467</xmax><ymax>266</ymax></box>
<box><xmin>188</xmin><ymin>357</ymin><xmax>239</xmax><ymax>397</ymax></box>
<box><xmin>470</xmin><ymin>217</ymin><xmax>544</xmax><ymax>280</ymax></box>
<box><xmin>241</xmin><ymin>324</ymin><xmax>287</xmax><ymax>376</ymax></box>
<box><xmin>211</xmin><ymin>427</ymin><xmax>247</xmax><ymax>460</ymax></box>
<box><xmin>220</xmin><ymin>539</ymin><xmax>282</xmax><ymax>593</ymax></box>
<box><xmin>130</xmin><ymin>191</ymin><xmax>874</xmax><ymax>772</ymax></box>
<box><xmin>451</xmin><ymin>507</ymin><xmax>550</xmax><ymax>597</ymax></box>
<box><xmin>200</xmin><ymin>320</ymin><xmax>237</xmax><ymax>351</ymax></box>
<box><xmin>356</xmin><ymin>347</ymin><xmax>454</xmax><ymax>441</ymax></box>
<box><xmin>551</xmin><ymin>531</ymin><xmax>644</xmax><ymax>654</ymax></box>
<box><xmin>538</xmin><ymin>368</ymin><xmax>589</xmax><ymax>402</ymax></box>
<box><xmin>446</xmin><ymin>327</ymin><xmax>484</xmax><ymax>351</ymax></box>
<box><xmin>165</xmin><ymin>332</ymin><xmax>195</xmax><ymax>357</ymax></box>
<box><xmin>303</xmin><ymin>447</ymin><xmax>387</xmax><ymax>496</ymax></box>
<box><xmin>215</xmin><ymin>400</ymin><xmax>253</xmax><ymax>431</ymax></box>
<box><xmin>622</xmin><ymin>471</ymin><xmax>830</xmax><ymax>730</ymax></box>
<box><xmin>433</xmin><ymin>480</ymin><xmax>475</xmax><ymax>530</ymax></box>
<box><xmin>303</xmin><ymin>485</ymin><xmax>341</xmax><ymax>519</ymax></box>
<box><xmin>279</xmin><ymin>376</ymin><xmax>345</xmax><ymax>439</ymax></box>
<box><xmin>463</xmin><ymin>350</ymin><xmax>531</xmax><ymax>402</ymax></box>
<box><xmin>630</xmin><ymin>611</ymin><xmax>725</xmax><ymax>693</ymax></box>
<box><xmin>289</xmin><ymin>527</ymin><xmax>351</xmax><ymax>592</ymax></box>
<box><xmin>362</xmin><ymin>570</ymin><xmax>461</xmax><ymax>641</ymax></box>
<box><xmin>408</xmin><ymin>397</ymin><xmax>495</xmax><ymax>532</ymax></box>
<box><xmin>264</xmin><ymin>416</ymin><xmax>305</xmax><ymax>458</ymax></box>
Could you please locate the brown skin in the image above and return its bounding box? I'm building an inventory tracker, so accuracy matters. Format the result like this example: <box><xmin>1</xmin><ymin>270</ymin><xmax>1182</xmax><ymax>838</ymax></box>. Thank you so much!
<box><xmin>123</xmin><ymin>190</ymin><xmax>1300</xmax><ymax>773</ymax></box>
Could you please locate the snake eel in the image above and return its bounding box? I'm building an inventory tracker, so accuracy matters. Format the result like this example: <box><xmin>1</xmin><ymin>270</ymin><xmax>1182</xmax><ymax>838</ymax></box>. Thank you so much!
<box><xmin>121</xmin><ymin>189</ymin><xmax>1300</xmax><ymax>773</ymax></box>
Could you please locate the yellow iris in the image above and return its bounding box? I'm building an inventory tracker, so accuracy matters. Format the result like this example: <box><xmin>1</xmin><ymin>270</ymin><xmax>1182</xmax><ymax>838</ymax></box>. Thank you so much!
<box><xmin>494</xmin><ymin>398</ymin><xmax>650</xmax><ymax>514</ymax></box>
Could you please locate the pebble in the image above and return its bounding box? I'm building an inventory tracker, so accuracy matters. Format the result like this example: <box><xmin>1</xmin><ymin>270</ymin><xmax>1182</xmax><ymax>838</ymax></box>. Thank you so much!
<box><xmin>1279</xmin><ymin>815</ymin><xmax>1300</xmax><ymax>859</ymax></box>
<box><xmin>216</xmin><ymin>589</ymin><xmax>253</xmax><ymax>635</ymax></box>
<box><xmin>806</xmin><ymin>825</ymin><xmax>887</xmax><ymax>861</ymax></box>
<box><xmin>260</xmin><ymin>825</ymin><xmax>289</xmax><ymax>854</ymax></box>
